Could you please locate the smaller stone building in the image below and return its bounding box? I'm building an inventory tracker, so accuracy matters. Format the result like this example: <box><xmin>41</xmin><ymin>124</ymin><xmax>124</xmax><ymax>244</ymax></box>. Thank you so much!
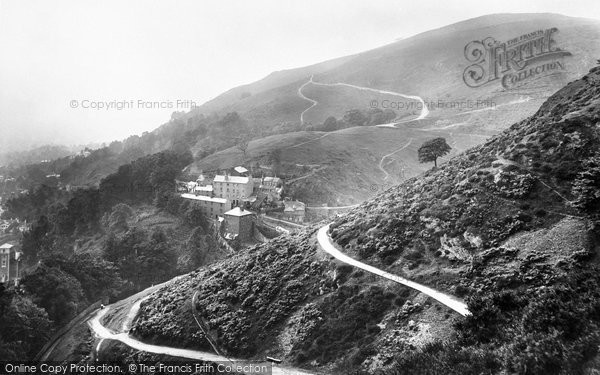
<box><xmin>224</xmin><ymin>207</ymin><xmax>255</xmax><ymax>241</ymax></box>
<box><xmin>283</xmin><ymin>200</ymin><xmax>306</xmax><ymax>223</ymax></box>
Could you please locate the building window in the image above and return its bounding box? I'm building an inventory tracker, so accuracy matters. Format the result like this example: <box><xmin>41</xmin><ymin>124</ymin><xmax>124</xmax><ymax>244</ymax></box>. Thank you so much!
<box><xmin>1</xmin><ymin>257</ymin><xmax>6</xmax><ymax>268</ymax></box>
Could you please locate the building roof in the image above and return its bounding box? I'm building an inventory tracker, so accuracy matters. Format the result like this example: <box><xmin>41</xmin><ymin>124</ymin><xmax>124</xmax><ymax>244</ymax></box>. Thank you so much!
<box><xmin>194</xmin><ymin>185</ymin><xmax>213</xmax><ymax>192</ymax></box>
<box><xmin>181</xmin><ymin>193</ymin><xmax>227</xmax><ymax>204</ymax></box>
<box><xmin>213</xmin><ymin>175</ymin><xmax>251</xmax><ymax>184</ymax></box>
<box><xmin>264</xmin><ymin>176</ymin><xmax>282</xmax><ymax>183</ymax></box>
<box><xmin>234</xmin><ymin>166</ymin><xmax>248</xmax><ymax>174</ymax></box>
<box><xmin>224</xmin><ymin>207</ymin><xmax>254</xmax><ymax>217</ymax></box>
<box><xmin>0</xmin><ymin>243</ymin><xmax>14</xmax><ymax>249</ymax></box>
<box><xmin>284</xmin><ymin>201</ymin><xmax>306</xmax><ymax>212</ymax></box>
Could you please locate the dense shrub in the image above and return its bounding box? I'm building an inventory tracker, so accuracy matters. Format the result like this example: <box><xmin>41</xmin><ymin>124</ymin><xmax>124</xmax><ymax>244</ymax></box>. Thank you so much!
<box><xmin>572</xmin><ymin>154</ymin><xmax>600</xmax><ymax>213</ymax></box>
<box><xmin>133</xmin><ymin>231</ymin><xmax>328</xmax><ymax>356</ymax></box>
<box><xmin>292</xmin><ymin>285</ymin><xmax>391</xmax><ymax>365</ymax></box>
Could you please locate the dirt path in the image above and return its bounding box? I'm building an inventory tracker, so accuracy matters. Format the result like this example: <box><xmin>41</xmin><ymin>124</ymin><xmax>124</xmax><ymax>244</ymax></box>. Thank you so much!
<box><xmin>285</xmin><ymin>132</ymin><xmax>331</xmax><ymax>150</ymax></box>
<box><xmin>298</xmin><ymin>75</ymin><xmax>318</xmax><ymax>124</ymax></box>
<box><xmin>306</xmin><ymin>204</ymin><xmax>359</xmax><ymax>210</ymax></box>
<box><xmin>287</xmin><ymin>165</ymin><xmax>328</xmax><ymax>184</ymax></box>
<box><xmin>317</xmin><ymin>224</ymin><xmax>470</xmax><ymax>316</ymax></box>
<box><xmin>378</xmin><ymin>138</ymin><xmax>413</xmax><ymax>181</ymax></box>
<box><xmin>297</xmin><ymin>75</ymin><xmax>429</xmax><ymax>126</ymax></box>
<box><xmin>87</xmin><ymin>281</ymin><xmax>317</xmax><ymax>374</ymax></box>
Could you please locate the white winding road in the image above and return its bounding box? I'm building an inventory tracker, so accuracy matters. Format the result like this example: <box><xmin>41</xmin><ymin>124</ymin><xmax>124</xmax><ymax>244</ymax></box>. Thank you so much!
<box><xmin>297</xmin><ymin>75</ymin><xmax>429</xmax><ymax>125</ymax></box>
<box><xmin>89</xmin><ymin>308</ymin><xmax>241</xmax><ymax>363</ymax></box>
<box><xmin>317</xmin><ymin>224</ymin><xmax>470</xmax><ymax>316</ymax></box>
<box><xmin>83</xmin><ymin>225</ymin><xmax>468</xmax><ymax>371</ymax></box>
<box><xmin>298</xmin><ymin>76</ymin><xmax>319</xmax><ymax>124</ymax></box>
<box><xmin>87</xmin><ymin>287</ymin><xmax>317</xmax><ymax>375</ymax></box>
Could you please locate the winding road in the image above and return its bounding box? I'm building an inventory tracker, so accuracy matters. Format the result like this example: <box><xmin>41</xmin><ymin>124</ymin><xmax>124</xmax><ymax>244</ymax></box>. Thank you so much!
<box><xmin>89</xmin><ymin>308</ymin><xmax>241</xmax><ymax>363</ymax></box>
<box><xmin>298</xmin><ymin>76</ymin><xmax>319</xmax><ymax>124</ymax></box>
<box><xmin>297</xmin><ymin>75</ymin><xmax>429</xmax><ymax>125</ymax></box>
<box><xmin>317</xmin><ymin>224</ymin><xmax>470</xmax><ymax>316</ymax></box>
<box><xmin>82</xmin><ymin>221</ymin><xmax>468</xmax><ymax>373</ymax></box>
<box><xmin>87</xmin><ymin>283</ymin><xmax>317</xmax><ymax>375</ymax></box>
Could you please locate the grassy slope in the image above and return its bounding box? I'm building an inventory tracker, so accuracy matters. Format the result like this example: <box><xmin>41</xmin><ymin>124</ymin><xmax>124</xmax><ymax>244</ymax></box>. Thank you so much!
<box><xmin>330</xmin><ymin>65</ymin><xmax>600</xmax><ymax>278</ymax></box>
<box><xmin>299</xmin><ymin>82</ymin><xmax>420</xmax><ymax>125</ymax></box>
<box><xmin>187</xmin><ymin>125</ymin><xmax>483</xmax><ymax>205</ymax></box>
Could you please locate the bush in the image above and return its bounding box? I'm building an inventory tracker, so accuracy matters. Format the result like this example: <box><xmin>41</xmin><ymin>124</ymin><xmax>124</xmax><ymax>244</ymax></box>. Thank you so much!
<box><xmin>572</xmin><ymin>155</ymin><xmax>600</xmax><ymax>213</ymax></box>
<box><xmin>293</xmin><ymin>285</ymin><xmax>391</xmax><ymax>365</ymax></box>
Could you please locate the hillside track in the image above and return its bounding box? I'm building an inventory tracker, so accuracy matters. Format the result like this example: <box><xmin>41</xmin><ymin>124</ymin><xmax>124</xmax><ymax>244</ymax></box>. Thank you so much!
<box><xmin>86</xmin><ymin>278</ymin><xmax>317</xmax><ymax>375</ymax></box>
<box><xmin>317</xmin><ymin>224</ymin><xmax>470</xmax><ymax>316</ymax></box>
<box><xmin>297</xmin><ymin>75</ymin><xmax>429</xmax><ymax>126</ymax></box>
<box><xmin>378</xmin><ymin>138</ymin><xmax>413</xmax><ymax>181</ymax></box>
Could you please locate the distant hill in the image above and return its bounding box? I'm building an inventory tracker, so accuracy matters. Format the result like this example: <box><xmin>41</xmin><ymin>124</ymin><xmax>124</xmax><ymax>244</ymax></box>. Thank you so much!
<box><xmin>185</xmin><ymin>13</ymin><xmax>600</xmax><ymax>134</ymax></box>
<box><xmin>0</xmin><ymin>145</ymin><xmax>73</xmax><ymax>168</ymax></box>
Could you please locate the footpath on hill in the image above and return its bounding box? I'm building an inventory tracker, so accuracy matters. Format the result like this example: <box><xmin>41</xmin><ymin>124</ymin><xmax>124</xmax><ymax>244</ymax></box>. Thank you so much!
<box><xmin>317</xmin><ymin>224</ymin><xmax>470</xmax><ymax>316</ymax></box>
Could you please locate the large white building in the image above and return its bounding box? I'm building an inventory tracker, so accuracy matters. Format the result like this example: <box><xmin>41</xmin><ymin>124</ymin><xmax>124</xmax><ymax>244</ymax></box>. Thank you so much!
<box><xmin>213</xmin><ymin>173</ymin><xmax>254</xmax><ymax>207</ymax></box>
<box><xmin>181</xmin><ymin>168</ymin><xmax>258</xmax><ymax>219</ymax></box>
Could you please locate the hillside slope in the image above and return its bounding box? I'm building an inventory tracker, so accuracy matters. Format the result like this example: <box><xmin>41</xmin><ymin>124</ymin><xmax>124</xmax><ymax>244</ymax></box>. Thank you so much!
<box><xmin>187</xmin><ymin>125</ymin><xmax>484</xmax><ymax>205</ymax></box>
<box><xmin>330</xmin><ymin>64</ymin><xmax>600</xmax><ymax>279</ymax></box>
<box><xmin>329</xmin><ymin>65</ymin><xmax>600</xmax><ymax>373</ymax></box>
<box><xmin>186</xmin><ymin>13</ymin><xmax>600</xmax><ymax>134</ymax></box>
<box><xmin>126</xmin><ymin>66</ymin><xmax>600</xmax><ymax>373</ymax></box>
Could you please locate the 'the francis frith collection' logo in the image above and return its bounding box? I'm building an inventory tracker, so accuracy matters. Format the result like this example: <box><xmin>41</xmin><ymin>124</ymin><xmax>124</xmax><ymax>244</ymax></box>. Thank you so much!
<box><xmin>462</xmin><ymin>27</ymin><xmax>571</xmax><ymax>89</ymax></box>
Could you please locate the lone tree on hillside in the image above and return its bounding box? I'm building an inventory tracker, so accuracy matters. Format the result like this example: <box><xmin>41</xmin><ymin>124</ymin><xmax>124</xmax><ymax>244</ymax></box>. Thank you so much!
<box><xmin>418</xmin><ymin>137</ymin><xmax>451</xmax><ymax>168</ymax></box>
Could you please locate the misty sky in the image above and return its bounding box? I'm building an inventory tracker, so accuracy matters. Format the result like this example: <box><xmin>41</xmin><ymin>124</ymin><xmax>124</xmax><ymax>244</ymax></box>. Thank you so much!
<box><xmin>1</xmin><ymin>0</ymin><xmax>599</xmax><ymax>152</ymax></box>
